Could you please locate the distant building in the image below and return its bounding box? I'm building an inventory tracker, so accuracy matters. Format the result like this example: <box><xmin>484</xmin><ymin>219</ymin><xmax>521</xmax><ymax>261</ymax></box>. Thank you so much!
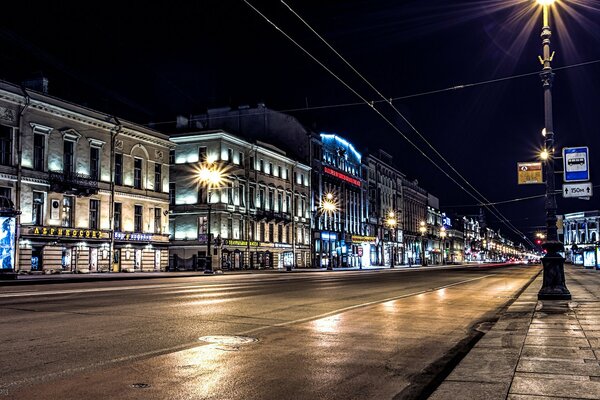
<box><xmin>0</xmin><ymin>79</ymin><xmax>172</xmax><ymax>273</ymax></box>
<box><xmin>563</xmin><ymin>210</ymin><xmax>599</xmax><ymax>267</ymax></box>
<box><xmin>402</xmin><ymin>179</ymin><xmax>428</xmax><ymax>265</ymax></box>
<box><xmin>169</xmin><ymin>130</ymin><xmax>311</xmax><ymax>270</ymax></box>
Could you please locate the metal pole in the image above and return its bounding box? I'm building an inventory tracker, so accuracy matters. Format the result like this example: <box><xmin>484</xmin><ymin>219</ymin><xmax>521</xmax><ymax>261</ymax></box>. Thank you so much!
<box><xmin>537</xmin><ymin>3</ymin><xmax>570</xmax><ymax>300</ymax></box>
<box><xmin>206</xmin><ymin>190</ymin><xmax>213</xmax><ymax>274</ymax></box>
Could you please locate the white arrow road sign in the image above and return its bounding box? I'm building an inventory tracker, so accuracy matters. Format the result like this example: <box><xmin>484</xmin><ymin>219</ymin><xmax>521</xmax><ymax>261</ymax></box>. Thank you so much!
<box><xmin>563</xmin><ymin>182</ymin><xmax>593</xmax><ymax>198</ymax></box>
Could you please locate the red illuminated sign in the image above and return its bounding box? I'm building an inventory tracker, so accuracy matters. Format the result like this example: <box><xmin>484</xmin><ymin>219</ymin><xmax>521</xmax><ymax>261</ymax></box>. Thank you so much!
<box><xmin>323</xmin><ymin>167</ymin><xmax>361</xmax><ymax>187</ymax></box>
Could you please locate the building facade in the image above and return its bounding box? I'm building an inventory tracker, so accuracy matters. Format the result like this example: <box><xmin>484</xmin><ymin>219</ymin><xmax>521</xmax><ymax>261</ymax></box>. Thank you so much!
<box><xmin>169</xmin><ymin>130</ymin><xmax>311</xmax><ymax>270</ymax></box>
<box><xmin>365</xmin><ymin>150</ymin><xmax>404</xmax><ymax>267</ymax></box>
<box><xmin>401</xmin><ymin>178</ymin><xmax>428</xmax><ymax>265</ymax></box>
<box><xmin>0</xmin><ymin>80</ymin><xmax>172</xmax><ymax>273</ymax></box>
<box><xmin>563</xmin><ymin>210</ymin><xmax>599</xmax><ymax>267</ymax></box>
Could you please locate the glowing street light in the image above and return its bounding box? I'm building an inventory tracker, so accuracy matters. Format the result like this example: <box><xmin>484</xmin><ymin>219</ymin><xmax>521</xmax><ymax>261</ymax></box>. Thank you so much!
<box><xmin>321</xmin><ymin>192</ymin><xmax>338</xmax><ymax>270</ymax></box>
<box><xmin>419</xmin><ymin>221</ymin><xmax>427</xmax><ymax>266</ymax></box>
<box><xmin>197</xmin><ymin>163</ymin><xmax>226</xmax><ymax>274</ymax></box>
<box><xmin>386</xmin><ymin>211</ymin><xmax>398</xmax><ymax>268</ymax></box>
<box><xmin>440</xmin><ymin>227</ymin><xmax>447</xmax><ymax>265</ymax></box>
<box><xmin>532</xmin><ymin>0</ymin><xmax>571</xmax><ymax>300</ymax></box>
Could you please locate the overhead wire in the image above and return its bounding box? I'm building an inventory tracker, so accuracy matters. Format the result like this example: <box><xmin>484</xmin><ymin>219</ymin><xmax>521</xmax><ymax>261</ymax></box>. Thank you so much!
<box><xmin>143</xmin><ymin>57</ymin><xmax>600</xmax><ymax>127</ymax></box>
<box><xmin>279</xmin><ymin>0</ymin><xmax>536</xmax><ymax>247</ymax></box>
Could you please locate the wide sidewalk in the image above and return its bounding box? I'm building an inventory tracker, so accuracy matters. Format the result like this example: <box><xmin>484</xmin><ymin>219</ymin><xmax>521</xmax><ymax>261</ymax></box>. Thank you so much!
<box><xmin>431</xmin><ymin>264</ymin><xmax>600</xmax><ymax>400</ymax></box>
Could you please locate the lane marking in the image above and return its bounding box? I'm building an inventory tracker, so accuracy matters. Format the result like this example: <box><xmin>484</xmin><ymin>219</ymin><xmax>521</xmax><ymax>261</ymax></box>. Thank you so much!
<box><xmin>0</xmin><ymin>274</ymin><xmax>497</xmax><ymax>390</ymax></box>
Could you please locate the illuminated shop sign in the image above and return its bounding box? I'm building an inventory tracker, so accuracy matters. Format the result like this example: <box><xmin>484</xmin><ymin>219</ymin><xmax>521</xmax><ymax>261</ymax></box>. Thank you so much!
<box><xmin>321</xmin><ymin>232</ymin><xmax>338</xmax><ymax>240</ymax></box>
<box><xmin>323</xmin><ymin>167</ymin><xmax>361</xmax><ymax>187</ymax></box>
<box><xmin>223</xmin><ymin>239</ymin><xmax>260</xmax><ymax>247</ymax></box>
<box><xmin>351</xmin><ymin>235</ymin><xmax>376</xmax><ymax>243</ymax></box>
<box><xmin>27</xmin><ymin>226</ymin><xmax>106</xmax><ymax>239</ymax></box>
<box><xmin>274</xmin><ymin>243</ymin><xmax>292</xmax><ymax>248</ymax></box>
<box><xmin>0</xmin><ymin>217</ymin><xmax>16</xmax><ymax>270</ymax></box>
<box><xmin>115</xmin><ymin>232</ymin><xmax>152</xmax><ymax>241</ymax></box>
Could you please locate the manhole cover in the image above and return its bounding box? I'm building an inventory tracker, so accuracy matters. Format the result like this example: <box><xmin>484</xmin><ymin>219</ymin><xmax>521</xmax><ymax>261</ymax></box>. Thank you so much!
<box><xmin>131</xmin><ymin>383</ymin><xmax>151</xmax><ymax>389</ymax></box>
<box><xmin>198</xmin><ymin>335</ymin><xmax>258</xmax><ymax>346</ymax></box>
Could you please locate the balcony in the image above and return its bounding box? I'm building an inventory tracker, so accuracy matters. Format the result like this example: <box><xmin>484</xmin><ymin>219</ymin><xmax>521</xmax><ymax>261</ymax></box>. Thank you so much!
<box><xmin>49</xmin><ymin>170</ymin><xmax>98</xmax><ymax>196</ymax></box>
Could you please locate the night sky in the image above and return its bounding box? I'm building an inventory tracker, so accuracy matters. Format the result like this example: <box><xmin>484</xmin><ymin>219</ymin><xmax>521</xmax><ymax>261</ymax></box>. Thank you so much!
<box><xmin>2</xmin><ymin>0</ymin><xmax>599</xmax><ymax>243</ymax></box>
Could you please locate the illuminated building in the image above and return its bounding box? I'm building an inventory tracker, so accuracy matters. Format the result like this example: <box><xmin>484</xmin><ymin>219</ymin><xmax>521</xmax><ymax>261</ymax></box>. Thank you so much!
<box><xmin>563</xmin><ymin>211</ymin><xmax>599</xmax><ymax>268</ymax></box>
<box><xmin>0</xmin><ymin>79</ymin><xmax>172</xmax><ymax>273</ymax></box>
<box><xmin>169</xmin><ymin>130</ymin><xmax>311</xmax><ymax>270</ymax></box>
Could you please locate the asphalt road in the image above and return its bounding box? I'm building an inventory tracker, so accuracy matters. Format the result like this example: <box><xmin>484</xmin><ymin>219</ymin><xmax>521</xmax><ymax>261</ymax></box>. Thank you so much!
<box><xmin>0</xmin><ymin>264</ymin><xmax>540</xmax><ymax>400</ymax></box>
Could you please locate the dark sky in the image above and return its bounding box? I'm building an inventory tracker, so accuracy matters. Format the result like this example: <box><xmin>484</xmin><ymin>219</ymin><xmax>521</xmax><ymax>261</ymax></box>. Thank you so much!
<box><xmin>2</xmin><ymin>0</ymin><xmax>599</xmax><ymax>243</ymax></box>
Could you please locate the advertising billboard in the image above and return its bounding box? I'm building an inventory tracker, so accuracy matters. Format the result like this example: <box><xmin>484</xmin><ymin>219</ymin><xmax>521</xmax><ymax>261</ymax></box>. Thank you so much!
<box><xmin>0</xmin><ymin>216</ymin><xmax>16</xmax><ymax>270</ymax></box>
<box><xmin>584</xmin><ymin>250</ymin><xmax>596</xmax><ymax>268</ymax></box>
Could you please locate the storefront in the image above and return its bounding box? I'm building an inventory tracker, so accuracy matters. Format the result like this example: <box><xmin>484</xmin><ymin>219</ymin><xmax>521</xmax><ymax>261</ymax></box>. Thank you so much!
<box><xmin>113</xmin><ymin>231</ymin><xmax>169</xmax><ymax>272</ymax></box>
<box><xmin>19</xmin><ymin>226</ymin><xmax>111</xmax><ymax>273</ymax></box>
<box><xmin>350</xmin><ymin>235</ymin><xmax>376</xmax><ymax>268</ymax></box>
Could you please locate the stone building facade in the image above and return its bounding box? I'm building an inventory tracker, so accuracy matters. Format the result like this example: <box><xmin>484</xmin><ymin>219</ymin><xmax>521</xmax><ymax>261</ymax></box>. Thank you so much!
<box><xmin>169</xmin><ymin>130</ymin><xmax>311</xmax><ymax>270</ymax></box>
<box><xmin>0</xmin><ymin>80</ymin><xmax>172</xmax><ymax>273</ymax></box>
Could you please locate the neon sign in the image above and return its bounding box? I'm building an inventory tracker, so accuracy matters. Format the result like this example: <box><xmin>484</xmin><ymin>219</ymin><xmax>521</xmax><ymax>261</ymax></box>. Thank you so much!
<box><xmin>323</xmin><ymin>167</ymin><xmax>361</xmax><ymax>187</ymax></box>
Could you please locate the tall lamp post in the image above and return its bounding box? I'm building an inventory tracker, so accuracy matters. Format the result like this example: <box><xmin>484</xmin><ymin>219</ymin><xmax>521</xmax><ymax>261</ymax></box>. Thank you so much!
<box><xmin>386</xmin><ymin>211</ymin><xmax>398</xmax><ymax>268</ymax></box>
<box><xmin>197</xmin><ymin>163</ymin><xmax>224</xmax><ymax>274</ymax></box>
<box><xmin>535</xmin><ymin>0</ymin><xmax>571</xmax><ymax>300</ymax></box>
<box><xmin>440</xmin><ymin>227</ymin><xmax>447</xmax><ymax>265</ymax></box>
<box><xmin>322</xmin><ymin>192</ymin><xmax>337</xmax><ymax>271</ymax></box>
<box><xmin>419</xmin><ymin>221</ymin><xmax>427</xmax><ymax>266</ymax></box>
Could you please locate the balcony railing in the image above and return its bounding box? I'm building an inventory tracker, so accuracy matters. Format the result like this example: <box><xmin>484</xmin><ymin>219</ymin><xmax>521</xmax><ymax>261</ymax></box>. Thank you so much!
<box><xmin>49</xmin><ymin>170</ymin><xmax>98</xmax><ymax>195</ymax></box>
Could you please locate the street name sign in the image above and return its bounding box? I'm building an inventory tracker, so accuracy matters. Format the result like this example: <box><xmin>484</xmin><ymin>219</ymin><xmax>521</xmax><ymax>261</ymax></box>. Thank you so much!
<box><xmin>563</xmin><ymin>146</ymin><xmax>590</xmax><ymax>182</ymax></box>
<box><xmin>563</xmin><ymin>182</ymin><xmax>593</xmax><ymax>198</ymax></box>
<box><xmin>517</xmin><ymin>162</ymin><xmax>543</xmax><ymax>185</ymax></box>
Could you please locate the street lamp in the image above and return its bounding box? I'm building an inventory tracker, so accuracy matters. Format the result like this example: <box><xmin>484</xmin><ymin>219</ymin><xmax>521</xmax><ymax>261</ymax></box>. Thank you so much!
<box><xmin>533</xmin><ymin>0</ymin><xmax>571</xmax><ymax>300</ymax></box>
<box><xmin>440</xmin><ymin>227</ymin><xmax>447</xmax><ymax>265</ymax></box>
<box><xmin>419</xmin><ymin>221</ymin><xmax>427</xmax><ymax>266</ymax></box>
<box><xmin>386</xmin><ymin>211</ymin><xmax>398</xmax><ymax>268</ymax></box>
<box><xmin>197</xmin><ymin>162</ymin><xmax>225</xmax><ymax>274</ymax></box>
<box><xmin>321</xmin><ymin>192</ymin><xmax>338</xmax><ymax>271</ymax></box>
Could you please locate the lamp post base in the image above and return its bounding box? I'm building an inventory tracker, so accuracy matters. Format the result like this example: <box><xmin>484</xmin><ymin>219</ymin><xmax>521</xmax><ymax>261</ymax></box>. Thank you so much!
<box><xmin>538</xmin><ymin>241</ymin><xmax>571</xmax><ymax>300</ymax></box>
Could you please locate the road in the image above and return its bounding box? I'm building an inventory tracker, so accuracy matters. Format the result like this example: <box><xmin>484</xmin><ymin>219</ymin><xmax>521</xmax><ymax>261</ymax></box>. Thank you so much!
<box><xmin>0</xmin><ymin>264</ymin><xmax>540</xmax><ymax>400</ymax></box>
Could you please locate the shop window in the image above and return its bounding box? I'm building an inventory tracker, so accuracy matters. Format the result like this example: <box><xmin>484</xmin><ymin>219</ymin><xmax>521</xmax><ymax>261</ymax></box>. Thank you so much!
<box><xmin>62</xmin><ymin>196</ymin><xmax>74</xmax><ymax>227</ymax></box>
<box><xmin>154</xmin><ymin>208</ymin><xmax>162</xmax><ymax>234</ymax></box>
<box><xmin>32</xmin><ymin>191</ymin><xmax>44</xmax><ymax>225</ymax></box>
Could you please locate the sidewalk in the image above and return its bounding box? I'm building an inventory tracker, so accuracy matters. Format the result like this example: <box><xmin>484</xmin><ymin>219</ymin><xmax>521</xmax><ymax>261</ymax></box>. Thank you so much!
<box><xmin>431</xmin><ymin>265</ymin><xmax>600</xmax><ymax>400</ymax></box>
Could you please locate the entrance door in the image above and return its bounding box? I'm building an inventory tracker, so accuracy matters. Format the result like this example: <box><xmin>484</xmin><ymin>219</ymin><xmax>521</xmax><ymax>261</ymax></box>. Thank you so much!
<box><xmin>113</xmin><ymin>249</ymin><xmax>121</xmax><ymax>272</ymax></box>
<box><xmin>31</xmin><ymin>247</ymin><xmax>42</xmax><ymax>271</ymax></box>
<box><xmin>89</xmin><ymin>248</ymin><xmax>98</xmax><ymax>272</ymax></box>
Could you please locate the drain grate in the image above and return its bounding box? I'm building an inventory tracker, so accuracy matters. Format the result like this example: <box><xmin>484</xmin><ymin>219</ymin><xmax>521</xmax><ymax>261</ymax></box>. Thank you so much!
<box><xmin>198</xmin><ymin>335</ymin><xmax>258</xmax><ymax>346</ymax></box>
<box><xmin>131</xmin><ymin>383</ymin><xmax>151</xmax><ymax>389</ymax></box>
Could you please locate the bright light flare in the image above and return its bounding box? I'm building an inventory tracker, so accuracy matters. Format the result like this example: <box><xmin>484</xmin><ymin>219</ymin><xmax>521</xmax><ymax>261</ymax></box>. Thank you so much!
<box><xmin>536</xmin><ymin>0</ymin><xmax>556</xmax><ymax>5</ymax></box>
<box><xmin>197</xmin><ymin>164</ymin><xmax>226</xmax><ymax>188</ymax></box>
<box><xmin>540</xmin><ymin>149</ymin><xmax>550</xmax><ymax>160</ymax></box>
<box><xmin>322</xmin><ymin>199</ymin><xmax>337</xmax><ymax>213</ymax></box>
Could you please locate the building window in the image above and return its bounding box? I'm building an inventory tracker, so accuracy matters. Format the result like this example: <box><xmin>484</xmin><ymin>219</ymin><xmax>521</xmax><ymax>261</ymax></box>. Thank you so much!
<box><xmin>227</xmin><ymin>148</ymin><xmax>233</xmax><ymax>162</ymax></box>
<box><xmin>278</xmin><ymin>193</ymin><xmax>283</xmax><ymax>213</ymax></box>
<box><xmin>268</xmin><ymin>223</ymin><xmax>274</xmax><ymax>242</ymax></box>
<box><xmin>114</xmin><ymin>203</ymin><xmax>122</xmax><ymax>231</ymax></box>
<box><xmin>169</xmin><ymin>149</ymin><xmax>175</xmax><ymax>164</ymax></box>
<box><xmin>33</xmin><ymin>133</ymin><xmax>45</xmax><ymax>171</ymax></box>
<box><xmin>260</xmin><ymin>159</ymin><xmax>264</xmax><ymax>173</ymax></box>
<box><xmin>63</xmin><ymin>140</ymin><xmax>75</xmax><ymax>174</ymax></box>
<box><xmin>286</xmin><ymin>225</ymin><xmax>291</xmax><ymax>243</ymax></box>
<box><xmin>115</xmin><ymin>153</ymin><xmax>123</xmax><ymax>185</ymax></box>
<box><xmin>154</xmin><ymin>208</ymin><xmax>162</xmax><ymax>233</ymax></box>
<box><xmin>154</xmin><ymin>163</ymin><xmax>162</xmax><ymax>192</ymax></box>
<box><xmin>238</xmin><ymin>185</ymin><xmax>245</xmax><ymax>207</ymax></box>
<box><xmin>169</xmin><ymin>183</ymin><xmax>176</xmax><ymax>205</ymax></box>
<box><xmin>259</xmin><ymin>189</ymin><xmax>265</xmax><ymax>209</ymax></box>
<box><xmin>0</xmin><ymin>126</ymin><xmax>12</xmax><ymax>166</ymax></box>
<box><xmin>62</xmin><ymin>196</ymin><xmax>74</xmax><ymax>227</ymax></box>
<box><xmin>249</xmin><ymin>186</ymin><xmax>255</xmax><ymax>208</ymax></box>
<box><xmin>240</xmin><ymin>218</ymin><xmax>245</xmax><ymax>240</ymax></box>
<box><xmin>250</xmin><ymin>156</ymin><xmax>255</xmax><ymax>170</ymax></box>
<box><xmin>199</xmin><ymin>146</ymin><xmax>207</xmax><ymax>162</ymax></box>
<box><xmin>227</xmin><ymin>218</ymin><xmax>233</xmax><ymax>238</ymax></box>
<box><xmin>238</xmin><ymin>152</ymin><xmax>244</xmax><ymax>165</ymax></box>
<box><xmin>278</xmin><ymin>225</ymin><xmax>283</xmax><ymax>243</ymax></box>
<box><xmin>134</xmin><ymin>205</ymin><xmax>143</xmax><ymax>232</ymax></box>
<box><xmin>90</xmin><ymin>147</ymin><xmax>100</xmax><ymax>180</ymax></box>
<box><xmin>32</xmin><ymin>191</ymin><xmax>44</xmax><ymax>225</ymax></box>
<box><xmin>286</xmin><ymin>195</ymin><xmax>291</xmax><ymax>214</ymax></box>
<box><xmin>228</xmin><ymin>184</ymin><xmax>234</xmax><ymax>205</ymax></box>
<box><xmin>89</xmin><ymin>199</ymin><xmax>99</xmax><ymax>230</ymax></box>
<box><xmin>269</xmin><ymin>162</ymin><xmax>273</xmax><ymax>175</ymax></box>
<box><xmin>278</xmin><ymin>166</ymin><xmax>282</xmax><ymax>178</ymax></box>
<box><xmin>260</xmin><ymin>223</ymin><xmax>265</xmax><ymax>242</ymax></box>
<box><xmin>249</xmin><ymin>221</ymin><xmax>255</xmax><ymax>241</ymax></box>
<box><xmin>268</xmin><ymin>190</ymin><xmax>274</xmax><ymax>211</ymax></box>
<box><xmin>134</xmin><ymin>158</ymin><xmax>142</xmax><ymax>189</ymax></box>
<box><xmin>285</xmin><ymin>168</ymin><xmax>289</xmax><ymax>180</ymax></box>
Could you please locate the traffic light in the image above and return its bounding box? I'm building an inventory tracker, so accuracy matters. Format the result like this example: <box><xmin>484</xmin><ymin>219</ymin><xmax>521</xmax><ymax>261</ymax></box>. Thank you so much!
<box><xmin>535</xmin><ymin>239</ymin><xmax>542</xmax><ymax>245</ymax></box>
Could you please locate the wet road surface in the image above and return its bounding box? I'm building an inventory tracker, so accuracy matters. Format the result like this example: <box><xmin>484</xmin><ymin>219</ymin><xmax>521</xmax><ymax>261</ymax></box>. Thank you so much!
<box><xmin>0</xmin><ymin>265</ymin><xmax>540</xmax><ymax>399</ymax></box>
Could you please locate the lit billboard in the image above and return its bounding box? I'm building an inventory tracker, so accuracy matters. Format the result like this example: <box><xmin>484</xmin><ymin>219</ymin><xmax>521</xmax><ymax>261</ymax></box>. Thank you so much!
<box><xmin>0</xmin><ymin>217</ymin><xmax>16</xmax><ymax>270</ymax></box>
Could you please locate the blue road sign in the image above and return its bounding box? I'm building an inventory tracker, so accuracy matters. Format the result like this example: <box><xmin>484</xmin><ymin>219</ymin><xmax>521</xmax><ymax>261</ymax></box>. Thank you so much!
<box><xmin>563</xmin><ymin>147</ymin><xmax>590</xmax><ymax>182</ymax></box>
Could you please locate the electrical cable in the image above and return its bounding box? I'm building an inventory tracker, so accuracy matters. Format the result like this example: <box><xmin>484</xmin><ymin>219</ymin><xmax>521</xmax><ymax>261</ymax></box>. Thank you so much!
<box><xmin>280</xmin><ymin>0</ymin><xmax>536</xmax><ymax>247</ymax></box>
